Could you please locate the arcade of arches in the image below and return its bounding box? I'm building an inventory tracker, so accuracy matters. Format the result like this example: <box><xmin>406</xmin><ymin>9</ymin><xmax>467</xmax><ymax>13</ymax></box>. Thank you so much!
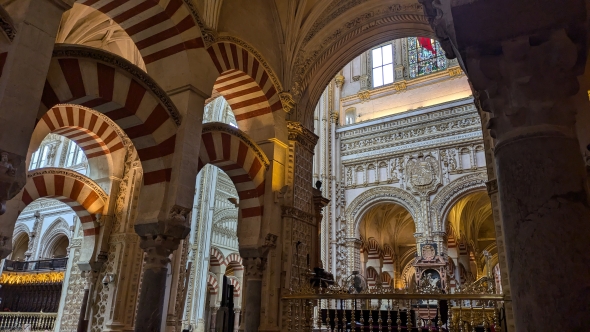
<box><xmin>0</xmin><ymin>1</ymin><xmax>588</xmax><ymax>331</ymax></box>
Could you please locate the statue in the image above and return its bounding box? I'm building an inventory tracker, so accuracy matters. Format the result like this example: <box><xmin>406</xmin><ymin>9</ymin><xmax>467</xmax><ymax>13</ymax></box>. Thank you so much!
<box><xmin>0</xmin><ymin>152</ymin><xmax>15</xmax><ymax>178</ymax></box>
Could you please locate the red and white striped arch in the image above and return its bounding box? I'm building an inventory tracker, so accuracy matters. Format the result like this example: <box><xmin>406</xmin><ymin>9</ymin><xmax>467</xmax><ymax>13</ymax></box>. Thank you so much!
<box><xmin>227</xmin><ymin>276</ymin><xmax>241</xmax><ymax>297</ymax></box>
<box><xmin>36</xmin><ymin>105</ymin><xmax>125</xmax><ymax>160</ymax></box>
<box><xmin>41</xmin><ymin>46</ymin><xmax>179</xmax><ymax>188</ymax></box>
<box><xmin>382</xmin><ymin>245</ymin><xmax>395</xmax><ymax>266</ymax></box>
<box><xmin>366</xmin><ymin>238</ymin><xmax>382</xmax><ymax>260</ymax></box>
<box><xmin>207</xmin><ymin>42</ymin><xmax>282</xmax><ymax>137</ymax></box>
<box><xmin>366</xmin><ymin>266</ymin><xmax>379</xmax><ymax>289</ymax></box>
<box><xmin>381</xmin><ymin>272</ymin><xmax>393</xmax><ymax>288</ymax></box>
<box><xmin>77</xmin><ymin>0</ymin><xmax>204</xmax><ymax>65</ymax></box>
<box><xmin>206</xmin><ymin>272</ymin><xmax>218</xmax><ymax>295</ymax></box>
<box><xmin>198</xmin><ymin>123</ymin><xmax>269</xmax><ymax>224</ymax></box>
<box><xmin>210</xmin><ymin>246</ymin><xmax>225</xmax><ymax>268</ymax></box>
<box><xmin>224</xmin><ymin>253</ymin><xmax>243</xmax><ymax>271</ymax></box>
<box><xmin>21</xmin><ymin>168</ymin><xmax>107</xmax><ymax>241</ymax></box>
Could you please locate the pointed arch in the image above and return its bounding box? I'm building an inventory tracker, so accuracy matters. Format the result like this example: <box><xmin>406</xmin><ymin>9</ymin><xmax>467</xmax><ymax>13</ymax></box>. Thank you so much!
<box><xmin>430</xmin><ymin>172</ymin><xmax>487</xmax><ymax>233</ymax></box>
<box><xmin>346</xmin><ymin>186</ymin><xmax>421</xmax><ymax>237</ymax></box>
<box><xmin>12</xmin><ymin>223</ymin><xmax>30</xmax><ymax>243</ymax></box>
<box><xmin>38</xmin><ymin>218</ymin><xmax>71</xmax><ymax>259</ymax></box>
<box><xmin>207</xmin><ymin>41</ymin><xmax>284</xmax><ymax>141</ymax></box>
<box><xmin>21</xmin><ymin>168</ymin><xmax>107</xmax><ymax>254</ymax></box>
<box><xmin>198</xmin><ymin>123</ymin><xmax>269</xmax><ymax>229</ymax></box>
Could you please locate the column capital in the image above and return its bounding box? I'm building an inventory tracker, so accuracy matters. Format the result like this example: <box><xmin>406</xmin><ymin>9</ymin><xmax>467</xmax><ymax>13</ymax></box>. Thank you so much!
<box><xmin>467</xmin><ymin>29</ymin><xmax>585</xmax><ymax>146</ymax></box>
<box><xmin>243</xmin><ymin>257</ymin><xmax>266</xmax><ymax>280</ymax></box>
<box><xmin>139</xmin><ymin>235</ymin><xmax>181</xmax><ymax>270</ymax></box>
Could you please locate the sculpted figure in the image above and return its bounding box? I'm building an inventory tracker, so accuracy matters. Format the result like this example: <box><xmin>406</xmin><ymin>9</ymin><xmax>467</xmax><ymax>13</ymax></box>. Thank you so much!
<box><xmin>0</xmin><ymin>152</ymin><xmax>15</xmax><ymax>177</ymax></box>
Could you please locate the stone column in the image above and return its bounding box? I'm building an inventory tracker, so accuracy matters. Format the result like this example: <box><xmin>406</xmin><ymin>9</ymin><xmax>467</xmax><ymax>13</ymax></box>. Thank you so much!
<box><xmin>233</xmin><ymin>308</ymin><xmax>241</xmax><ymax>332</ymax></box>
<box><xmin>0</xmin><ymin>0</ymin><xmax>73</xmax><ymax>212</ymax></box>
<box><xmin>134</xmin><ymin>235</ymin><xmax>181</xmax><ymax>332</ymax></box>
<box><xmin>77</xmin><ymin>271</ymin><xmax>97</xmax><ymax>332</ymax></box>
<box><xmin>467</xmin><ymin>30</ymin><xmax>590</xmax><ymax>330</ymax></box>
<box><xmin>241</xmin><ymin>257</ymin><xmax>265</xmax><ymax>332</ymax></box>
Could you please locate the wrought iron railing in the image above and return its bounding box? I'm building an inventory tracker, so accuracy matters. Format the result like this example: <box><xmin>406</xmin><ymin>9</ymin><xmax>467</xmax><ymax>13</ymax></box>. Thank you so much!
<box><xmin>3</xmin><ymin>258</ymin><xmax>67</xmax><ymax>272</ymax></box>
<box><xmin>283</xmin><ymin>273</ymin><xmax>505</xmax><ymax>332</ymax></box>
<box><xmin>0</xmin><ymin>312</ymin><xmax>56</xmax><ymax>331</ymax></box>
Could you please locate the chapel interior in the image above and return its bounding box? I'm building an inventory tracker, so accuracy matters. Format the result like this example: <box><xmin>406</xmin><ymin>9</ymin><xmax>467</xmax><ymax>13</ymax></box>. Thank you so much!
<box><xmin>0</xmin><ymin>1</ymin><xmax>587</xmax><ymax>331</ymax></box>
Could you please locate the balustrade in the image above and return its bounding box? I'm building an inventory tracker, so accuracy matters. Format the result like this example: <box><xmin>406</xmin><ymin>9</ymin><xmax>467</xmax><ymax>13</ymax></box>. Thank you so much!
<box><xmin>0</xmin><ymin>312</ymin><xmax>56</xmax><ymax>331</ymax></box>
<box><xmin>3</xmin><ymin>258</ymin><xmax>68</xmax><ymax>272</ymax></box>
<box><xmin>283</xmin><ymin>273</ymin><xmax>505</xmax><ymax>332</ymax></box>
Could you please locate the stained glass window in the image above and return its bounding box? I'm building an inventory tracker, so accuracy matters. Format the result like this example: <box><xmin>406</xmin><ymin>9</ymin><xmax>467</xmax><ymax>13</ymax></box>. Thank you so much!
<box><xmin>407</xmin><ymin>37</ymin><xmax>447</xmax><ymax>78</ymax></box>
<box><xmin>371</xmin><ymin>44</ymin><xmax>394</xmax><ymax>88</ymax></box>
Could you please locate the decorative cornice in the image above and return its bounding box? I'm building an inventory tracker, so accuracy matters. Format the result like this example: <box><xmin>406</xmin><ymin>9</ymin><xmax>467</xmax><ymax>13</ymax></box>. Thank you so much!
<box><xmin>287</xmin><ymin>121</ymin><xmax>319</xmax><ymax>151</ymax></box>
<box><xmin>201</xmin><ymin>122</ymin><xmax>270</xmax><ymax>170</ymax></box>
<box><xmin>281</xmin><ymin>206</ymin><xmax>315</xmax><ymax>224</ymax></box>
<box><xmin>181</xmin><ymin>0</ymin><xmax>211</xmax><ymax>46</ymax></box>
<box><xmin>52</xmin><ymin>44</ymin><xmax>182</xmax><ymax>126</ymax></box>
<box><xmin>28</xmin><ymin>167</ymin><xmax>108</xmax><ymax>202</ymax></box>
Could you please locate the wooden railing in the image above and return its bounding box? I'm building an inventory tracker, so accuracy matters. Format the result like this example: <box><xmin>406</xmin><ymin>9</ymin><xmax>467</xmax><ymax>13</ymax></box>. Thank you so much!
<box><xmin>0</xmin><ymin>312</ymin><xmax>57</xmax><ymax>331</ymax></box>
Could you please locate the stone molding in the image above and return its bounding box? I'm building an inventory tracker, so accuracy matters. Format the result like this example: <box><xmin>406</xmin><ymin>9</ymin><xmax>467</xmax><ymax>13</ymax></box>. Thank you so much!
<box><xmin>202</xmin><ymin>122</ymin><xmax>270</xmax><ymax>169</ymax></box>
<box><xmin>52</xmin><ymin>44</ymin><xmax>182</xmax><ymax>126</ymax></box>
<box><xmin>345</xmin><ymin>186</ymin><xmax>421</xmax><ymax>237</ymax></box>
<box><xmin>430</xmin><ymin>172</ymin><xmax>487</xmax><ymax>232</ymax></box>
<box><xmin>281</xmin><ymin>206</ymin><xmax>315</xmax><ymax>225</ymax></box>
<box><xmin>292</xmin><ymin>4</ymin><xmax>427</xmax><ymax>98</ymax></box>
<box><xmin>287</xmin><ymin>121</ymin><xmax>319</xmax><ymax>152</ymax></box>
<box><xmin>27</xmin><ymin>167</ymin><xmax>108</xmax><ymax>202</ymax></box>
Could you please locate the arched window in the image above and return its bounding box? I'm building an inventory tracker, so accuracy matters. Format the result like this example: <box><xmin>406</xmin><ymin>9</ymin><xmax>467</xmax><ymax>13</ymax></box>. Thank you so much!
<box><xmin>345</xmin><ymin>108</ymin><xmax>356</xmax><ymax>125</ymax></box>
<box><xmin>407</xmin><ymin>37</ymin><xmax>447</xmax><ymax>78</ymax></box>
<box><xmin>371</xmin><ymin>44</ymin><xmax>394</xmax><ymax>88</ymax></box>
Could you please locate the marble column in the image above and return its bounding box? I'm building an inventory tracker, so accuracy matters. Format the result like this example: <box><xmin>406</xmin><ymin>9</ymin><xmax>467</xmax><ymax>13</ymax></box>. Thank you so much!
<box><xmin>233</xmin><ymin>308</ymin><xmax>241</xmax><ymax>332</ymax></box>
<box><xmin>241</xmin><ymin>257</ymin><xmax>265</xmax><ymax>332</ymax></box>
<box><xmin>134</xmin><ymin>235</ymin><xmax>180</xmax><ymax>332</ymax></box>
<box><xmin>468</xmin><ymin>30</ymin><xmax>590</xmax><ymax>330</ymax></box>
<box><xmin>77</xmin><ymin>271</ymin><xmax>97</xmax><ymax>332</ymax></box>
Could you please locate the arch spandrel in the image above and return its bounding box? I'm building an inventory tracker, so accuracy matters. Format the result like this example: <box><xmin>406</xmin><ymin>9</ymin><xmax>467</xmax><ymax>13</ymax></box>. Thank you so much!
<box><xmin>345</xmin><ymin>186</ymin><xmax>421</xmax><ymax>238</ymax></box>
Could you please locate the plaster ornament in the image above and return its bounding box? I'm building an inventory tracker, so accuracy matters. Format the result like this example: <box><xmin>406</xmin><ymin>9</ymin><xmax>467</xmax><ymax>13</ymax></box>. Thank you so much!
<box><xmin>405</xmin><ymin>152</ymin><xmax>441</xmax><ymax>195</ymax></box>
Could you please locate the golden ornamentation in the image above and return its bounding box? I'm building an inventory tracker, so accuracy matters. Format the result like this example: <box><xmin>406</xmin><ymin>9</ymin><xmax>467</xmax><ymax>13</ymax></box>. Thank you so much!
<box><xmin>393</xmin><ymin>81</ymin><xmax>407</xmax><ymax>91</ymax></box>
<box><xmin>357</xmin><ymin>90</ymin><xmax>370</xmax><ymax>102</ymax></box>
<box><xmin>0</xmin><ymin>271</ymin><xmax>65</xmax><ymax>284</ymax></box>
<box><xmin>279</xmin><ymin>92</ymin><xmax>296</xmax><ymax>114</ymax></box>
<box><xmin>447</xmin><ymin>67</ymin><xmax>463</xmax><ymax>77</ymax></box>
<box><xmin>334</xmin><ymin>74</ymin><xmax>345</xmax><ymax>88</ymax></box>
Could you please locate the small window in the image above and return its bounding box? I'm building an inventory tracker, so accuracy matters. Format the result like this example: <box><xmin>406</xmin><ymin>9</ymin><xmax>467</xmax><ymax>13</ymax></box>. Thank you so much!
<box><xmin>345</xmin><ymin>108</ymin><xmax>356</xmax><ymax>125</ymax></box>
<box><xmin>372</xmin><ymin>44</ymin><xmax>394</xmax><ymax>88</ymax></box>
<box><xmin>65</xmin><ymin>141</ymin><xmax>86</xmax><ymax>167</ymax></box>
<box><xmin>408</xmin><ymin>37</ymin><xmax>447</xmax><ymax>78</ymax></box>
